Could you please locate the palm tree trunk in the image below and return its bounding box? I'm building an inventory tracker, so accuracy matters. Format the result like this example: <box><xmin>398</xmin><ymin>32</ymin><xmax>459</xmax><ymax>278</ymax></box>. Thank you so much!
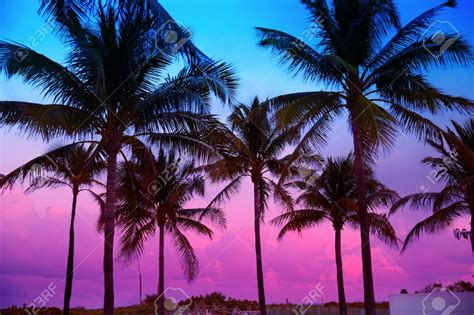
<box><xmin>63</xmin><ymin>185</ymin><xmax>79</xmax><ymax>315</ymax></box>
<box><xmin>334</xmin><ymin>228</ymin><xmax>347</xmax><ymax>315</ymax></box>
<box><xmin>103</xmin><ymin>142</ymin><xmax>119</xmax><ymax>315</ymax></box>
<box><xmin>470</xmin><ymin>211</ymin><xmax>474</xmax><ymax>255</ymax></box>
<box><xmin>253</xmin><ymin>180</ymin><xmax>267</xmax><ymax>315</ymax></box>
<box><xmin>351</xmin><ymin>115</ymin><xmax>376</xmax><ymax>315</ymax></box>
<box><xmin>157</xmin><ymin>224</ymin><xmax>165</xmax><ymax>315</ymax></box>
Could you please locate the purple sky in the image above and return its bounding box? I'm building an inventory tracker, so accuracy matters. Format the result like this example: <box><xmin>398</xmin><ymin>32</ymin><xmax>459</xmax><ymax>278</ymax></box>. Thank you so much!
<box><xmin>1</xmin><ymin>0</ymin><xmax>473</xmax><ymax>309</ymax></box>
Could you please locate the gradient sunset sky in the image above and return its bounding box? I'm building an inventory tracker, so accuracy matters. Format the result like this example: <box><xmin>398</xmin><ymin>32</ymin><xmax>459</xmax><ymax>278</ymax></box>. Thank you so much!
<box><xmin>1</xmin><ymin>0</ymin><xmax>473</xmax><ymax>309</ymax></box>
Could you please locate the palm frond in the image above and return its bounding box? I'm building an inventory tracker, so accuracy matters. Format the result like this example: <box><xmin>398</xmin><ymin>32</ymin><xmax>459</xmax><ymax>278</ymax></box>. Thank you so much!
<box><xmin>25</xmin><ymin>176</ymin><xmax>71</xmax><ymax>193</ymax></box>
<box><xmin>0</xmin><ymin>101</ymin><xmax>96</xmax><ymax>140</ymax></box>
<box><xmin>271</xmin><ymin>209</ymin><xmax>327</xmax><ymax>241</ymax></box>
<box><xmin>365</xmin><ymin>0</ymin><xmax>458</xmax><ymax>72</ymax></box>
<box><xmin>0</xmin><ymin>41</ymin><xmax>98</xmax><ymax>110</ymax></box>
<box><xmin>388</xmin><ymin>102</ymin><xmax>444</xmax><ymax>141</ymax></box>
<box><xmin>256</xmin><ymin>27</ymin><xmax>347</xmax><ymax>85</ymax></box>
<box><xmin>401</xmin><ymin>201</ymin><xmax>467</xmax><ymax>251</ymax></box>
<box><xmin>367</xmin><ymin>213</ymin><xmax>398</xmax><ymax>248</ymax></box>
<box><xmin>178</xmin><ymin>207</ymin><xmax>227</xmax><ymax>230</ymax></box>
<box><xmin>175</xmin><ymin>217</ymin><xmax>214</xmax><ymax>239</ymax></box>
<box><xmin>271</xmin><ymin>91</ymin><xmax>343</xmax><ymax>128</ymax></box>
<box><xmin>389</xmin><ymin>192</ymin><xmax>440</xmax><ymax>215</ymax></box>
<box><xmin>169</xmin><ymin>226</ymin><xmax>199</xmax><ymax>282</ymax></box>
<box><xmin>119</xmin><ymin>217</ymin><xmax>156</xmax><ymax>262</ymax></box>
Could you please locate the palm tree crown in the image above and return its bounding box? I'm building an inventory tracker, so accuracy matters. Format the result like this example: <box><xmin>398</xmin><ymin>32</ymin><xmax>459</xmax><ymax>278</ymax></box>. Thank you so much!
<box><xmin>272</xmin><ymin>154</ymin><xmax>398</xmax><ymax>315</ymax></box>
<box><xmin>200</xmin><ymin>97</ymin><xmax>299</xmax><ymax>315</ymax></box>
<box><xmin>273</xmin><ymin>154</ymin><xmax>398</xmax><ymax>244</ymax></box>
<box><xmin>204</xmin><ymin>97</ymin><xmax>298</xmax><ymax>210</ymax></box>
<box><xmin>0</xmin><ymin>143</ymin><xmax>105</xmax><ymax>315</ymax></box>
<box><xmin>0</xmin><ymin>1</ymin><xmax>237</xmax><ymax>312</ymax></box>
<box><xmin>391</xmin><ymin>118</ymin><xmax>474</xmax><ymax>252</ymax></box>
<box><xmin>256</xmin><ymin>1</ymin><xmax>472</xmax><ymax>312</ymax></box>
<box><xmin>0</xmin><ymin>0</ymin><xmax>237</xmax><ymax>146</ymax></box>
<box><xmin>0</xmin><ymin>143</ymin><xmax>104</xmax><ymax>193</ymax></box>
<box><xmin>113</xmin><ymin>148</ymin><xmax>226</xmax><ymax>314</ymax></box>
<box><xmin>117</xmin><ymin>149</ymin><xmax>226</xmax><ymax>279</ymax></box>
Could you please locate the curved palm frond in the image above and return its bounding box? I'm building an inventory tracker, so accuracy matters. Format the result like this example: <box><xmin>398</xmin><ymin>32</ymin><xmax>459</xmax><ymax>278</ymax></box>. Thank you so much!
<box><xmin>401</xmin><ymin>201</ymin><xmax>467</xmax><ymax>251</ymax></box>
<box><xmin>25</xmin><ymin>176</ymin><xmax>71</xmax><ymax>192</ymax></box>
<box><xmin>256</xmin><ymin>27</ymin><xmax>347</xmax><ymax>85</ymax></box>
<box><xmin>365</xmin><ymin>0</ymin><xmax>458</xmax><ymax>72</ymax></box>
<box><xmin>169</xmin><ymin>226</ymin><xmax>199</xmax><ymax>282</ymax></box>
<box><xmin>0</xmin><ymin>101</ymin><xmax>97</xmax><ymax>140</ymax></box>
<box><xmin>178</xmin><ymin>207</ymin><xmax>227</xmax><ymax>230</ymax></box>
<box><xmin>389</xmin><ymin>192</ymin><xmax>441</xmax><ymax>215</ymax></box>
<box><xmin>175</xmin><ymin>217</ymin><xmax>214</xmax><ymax>239</ymax></box>
<box><xmin>271</xmin><ymin>209</ymin><xmax>327</xmax><ymax>240</ymax></box>
<box><xmin>0</xmin><ymin>41</ymin><xmax>98</xmax><ymax>110</ymax></box>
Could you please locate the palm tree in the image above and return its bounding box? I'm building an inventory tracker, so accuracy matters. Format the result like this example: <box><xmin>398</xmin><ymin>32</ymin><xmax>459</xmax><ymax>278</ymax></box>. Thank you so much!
<box><xmin>0</xmin><ymin>144</ymin><xmax>104</xmax><ymax>315</ymax></box>
<box><xmin>271</xmin><ymin>154</ymin><xmax>398</xmax><ymax>315</ymax></box>
<box><xmin>256</xmin><ymin>1</ymin><xmax>472</xmax><ymax>312</ymax></box>
<box><xmin>112</xmin><ymin>148</ymin><xmax>226</xmax><ymax>315</ymax></box>
<box><xmin>200</xmin><ymin>97</ymin><xmax>298</xmax><ymax>315</ymax></box>
<box><xmin>0</xmin><ymin>1</ymin><xmax>236</xmax><ymax>312</ymax></box>
<box><xmin>390</xmin><ymin>118</ymin><xmax>474</xmax><ymax>253</ymax></box>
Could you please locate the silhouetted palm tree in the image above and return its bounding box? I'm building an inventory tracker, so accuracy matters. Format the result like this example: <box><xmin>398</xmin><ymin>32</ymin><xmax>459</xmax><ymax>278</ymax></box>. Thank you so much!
<box><xmin>0</xmin><ymin>144</ymin><xmax>105</xmax><ymax>315</ymax></box>
<box><xmin>200</xmin><ymin>97</ymin><xmax>298</xmax><ymax>315</ymax></box>
<box><xmin>256</xmin><ymin>1</ymin><xmax>472</xmax><ymax>312</ymax></box>
<box><xmin>272</xmin><ymin>154</ymin><xmax>398</xmax><ymax>315</ymax></box>
<box><xmin>391</xmin><ymin>119</ymin><xmax>474</xmax><ymax>253</ymax></box>
<box><xmin>0</xmin><ymin>1</ymin><xmax>236</xmax><ymax>312</ymax></box>
<box><xmin>113</xmin><ymin>148</ymin><xmax>226</xmax><ymax>315</ymax></box>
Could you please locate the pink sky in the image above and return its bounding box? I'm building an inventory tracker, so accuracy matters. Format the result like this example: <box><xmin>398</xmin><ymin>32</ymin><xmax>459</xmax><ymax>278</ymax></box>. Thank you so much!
<box><xmin>1</xmin><ymin>0</ymin><xmax>473</xmax><ymax>309</ymax></box>
<box><xmin>0</xmin><ymin>131</ymin><xmax>472</xmax><ymax>308</ymax></box>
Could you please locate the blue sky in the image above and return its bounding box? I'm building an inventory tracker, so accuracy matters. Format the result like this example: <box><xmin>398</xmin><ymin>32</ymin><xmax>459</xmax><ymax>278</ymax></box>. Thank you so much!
<box><xmin>1</xmin><ymin>0</ymin><xmax>473</xmax><ymax>106</ymax></box>
<box><xmin>1</xmin><ymin>0</ymin><xmax>473</xmax><ymax>185</ymax></box>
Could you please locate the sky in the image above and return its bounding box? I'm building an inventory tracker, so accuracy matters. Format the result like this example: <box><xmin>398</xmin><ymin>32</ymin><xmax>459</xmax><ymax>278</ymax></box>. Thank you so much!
<box><xmin>1</xmin><ymin>0</ymin><xmax>473</xmax><ymax>309</ymax></box>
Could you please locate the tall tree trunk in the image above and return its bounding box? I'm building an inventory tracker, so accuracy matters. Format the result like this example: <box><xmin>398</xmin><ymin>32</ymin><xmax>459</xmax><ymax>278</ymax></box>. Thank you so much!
<box><xmin>351</xmin><ymin>115</ymin><xmax>376</xmax><ymax>315</ymax></box>
<box><xmin>252</xmin><ymin>180</ymin><xmax>267</xmax><ymax>315</ymax></box>
<box><xmin>103</xmin><ymin>142</ymin><xmax>119</xmax><ymax>315</ymax></box>
<box><xmin>63</xmin><ymin>186</ymin><xmax>79</xmax><ymax>315</ymax></box>
<box><xmin>335</xmin><ymin>228</ymin><xmax>347</xmax><ymax>315</ymax></box>
<box><xmin>157</xmin><ymin>224</ymin><xmax>165</xmax><ymax>315</ymax></box>
<box><xmin>470</xmin><ymin>210</ymin><xmax>474</xmax><ymax>255</ymax></box>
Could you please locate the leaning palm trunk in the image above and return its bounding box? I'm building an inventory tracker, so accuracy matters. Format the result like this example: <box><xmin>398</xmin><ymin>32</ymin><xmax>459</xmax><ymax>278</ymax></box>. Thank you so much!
<box><xmin>351</xmin><ymin>116</ymin><xmax>376</xmax><ymax>315</ymax></box>
<box><xmin>63</xmin><ymin>186</ymin><xmax>79</xmax><ymax>315</ymax></box>
<box><xmin>158</xmin><ymin>224</ymin><xmax>165</xmax><ymax>315</ymax></box>
<box><xmin>253</xmin><ymin>180</ymin><xmax>267</xmax><ymax>315</ymax></box>
<box><xmin>103</xmin><ymin>144</ymin><xmax>120</xmax><ymax>315</ymax></box>
<box><xmin>334</xmin><ymin>228</ymin><xmax>347</xmax><ymax>315</ymax></box>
